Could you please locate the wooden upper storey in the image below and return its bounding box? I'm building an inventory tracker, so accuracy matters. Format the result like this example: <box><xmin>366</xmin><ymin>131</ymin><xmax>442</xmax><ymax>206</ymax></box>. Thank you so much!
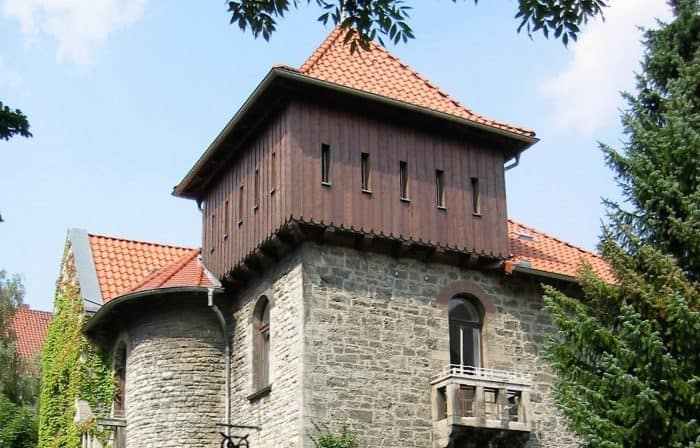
<box><xmin>174</xmin><ymin>29</ymin><xmax>537</xmax><ymax>280</ymax></box>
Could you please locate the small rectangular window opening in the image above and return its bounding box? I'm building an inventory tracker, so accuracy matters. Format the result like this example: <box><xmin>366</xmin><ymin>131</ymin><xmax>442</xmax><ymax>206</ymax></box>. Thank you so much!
<box><xmin>210</xmin><ymin>213</ymin><xmax>216</xmax><ymax>252</ymax></box>
<box><xmin>361</xmin><ymin>152</ymin><xmax>371</xmax><ymax>192</ymax></box>
<box><xmin>238</xmin><ymin>183</ymin><xmax>244</xmax><ymax>225</ymax></box>
<box><xmin>321</xmin><ymin>144</ymin><xmax>331</xmax><ymax>185</ymax></box>
<box><xmin>400</xmin><ymin>161</ymin><xmax>409</xmax><ymax>200</ymax></box>
<box><xmin>223</xmin><ymin>200</ymin><xmax>230</xmax><ymax>238</ymax></box>
<box><xmin>471</xmin><ymin>177</ymin><xmax>481</xmax><ymax>215</ymax></box>
<box><xmin>254</xmin><ymin>168</ymin><xmax>260</xmax><ymax>210</ymax></box>
<box><xmin>270</xmin><ymin>151</ymin><xmax>277</xmax><ymax>193</ymax></box>
<box><xmin>436</xmin><ymin>170</ymin><xmax>445</xmax><ymax>208</ymax></box>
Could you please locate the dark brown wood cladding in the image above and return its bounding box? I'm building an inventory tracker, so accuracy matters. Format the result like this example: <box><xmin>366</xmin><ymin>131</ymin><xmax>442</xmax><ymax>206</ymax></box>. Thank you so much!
<box><xmin>286</xmin><ymin>100</ymin><xmax>510</xmax><ymax>258</ymax></box>
<box><xmin>201</xmin><ymin>99</ymin><xmax>511</xmax><ymax>278</ymax></box>
<box><xmin>202</xmin><ymin>108</ymin><xmax>290</xmax><ymax>279</ymax></box>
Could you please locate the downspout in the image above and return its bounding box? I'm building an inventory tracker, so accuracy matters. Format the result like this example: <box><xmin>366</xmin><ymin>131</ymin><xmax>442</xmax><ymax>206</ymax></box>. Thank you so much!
<box><xmin>208</xmin><ymin>288</ymin><xmax>231</xmax><ymax>437</ymax></box>
<box><xmin>504</xmin><ymin>151</ymin><xmax>521</xmax><ymax>171</ymax></box>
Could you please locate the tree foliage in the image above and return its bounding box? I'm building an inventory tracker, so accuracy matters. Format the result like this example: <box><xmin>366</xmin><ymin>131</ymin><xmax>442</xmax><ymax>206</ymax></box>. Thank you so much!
<box><xmin>0</xmin><ymin>395</ymin><xmax>37</xmax><ymax>448</ymax></box>
<box><xmin>602</xmin><ymin>0</ymin><xmax>700</xmax><ymax>281</ymax></box>
<box><xmin>38</xmin><ymin>247</ymin><xmax>115</xmax><ymax>448</ymax></box>
<box><xmin>0</xmin><ymin>270</ymin><xmax>39</xmax><ymax>448</ymax></box>
<box><xmin>0</xmin><ymin>102</ymin><xmax>31</xmax><ymax>141</ymax></box>
<box><xmin>544</xmin><ymin>1</ymin><xmax>700</xmax><ymax>446</ymax></box>
<box><xmin>225</xmin><ymin>0</ymin><xmax>608</xmax><ymax>51</ymax></box>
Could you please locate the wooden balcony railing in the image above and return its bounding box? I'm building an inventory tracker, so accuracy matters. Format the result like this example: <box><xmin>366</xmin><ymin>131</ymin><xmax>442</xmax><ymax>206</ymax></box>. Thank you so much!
<box><xmin>431</xmin><ymin>365</ymin><xmax>532</xmax><ymax>447</ymax></box>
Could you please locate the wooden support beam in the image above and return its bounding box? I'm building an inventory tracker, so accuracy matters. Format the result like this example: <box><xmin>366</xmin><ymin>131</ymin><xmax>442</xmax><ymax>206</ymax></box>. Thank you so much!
<box><xmin>353</xmin><ymin>233</ymin><xmax>373</xmax><ymax>251</ymax></box>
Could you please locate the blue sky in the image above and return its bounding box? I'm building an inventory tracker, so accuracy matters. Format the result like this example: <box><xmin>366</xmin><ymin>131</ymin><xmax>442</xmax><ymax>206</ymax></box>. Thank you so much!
<box><xmin>0</xmin><ymin>0</ymin><xmax>671</xmax><ymax>311</ymax></box>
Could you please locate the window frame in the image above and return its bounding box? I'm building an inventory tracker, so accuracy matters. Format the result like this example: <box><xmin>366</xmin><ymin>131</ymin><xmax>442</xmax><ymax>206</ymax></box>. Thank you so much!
<box><xmin>361</xmin><ymin>152</ymin><xmax>371</xmax><ymax>193</ymax></box>
<box><xmin>471</xmin><ymin>177</ymin><xmax>481</xmax><ymax>216</ymax></box>
<box><xmin>251</xmin><ymin>296</ymin><xmax>271</xmax><ymax>397</ymax></box>
<box><xmin>321</xmin><ymin>143</ymin><xmax>331</xmax><ymax>186</ymax></box>
<box><xmin>399</xmin><ymin>160</ymin><xmax>409</xmax><ymax>201</ymax></box>
<box><xmin>448</xmin><ymin>295</ymin><xmax>483</xmax><ymax>369</ymax></box>
<box><xmin>436</xmin><ymin>169</ymin><xmax>446</xmax><ymax>209</ymax></box>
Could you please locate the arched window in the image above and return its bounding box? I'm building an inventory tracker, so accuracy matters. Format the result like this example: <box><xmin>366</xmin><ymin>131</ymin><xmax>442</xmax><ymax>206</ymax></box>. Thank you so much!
<box><xmin>253</xmin><ymin>296</ymin><xmax>270</xmax><ymax>390</ymax></box>
<box><xmin>113</xmin><ymin>343</ymin><xmax>127</xmax><ymax>416</ymax></box>
<box><xmin>448</xmin><ymin>296</ymin><xmax>482</xmax><ymax>368</ymax></box>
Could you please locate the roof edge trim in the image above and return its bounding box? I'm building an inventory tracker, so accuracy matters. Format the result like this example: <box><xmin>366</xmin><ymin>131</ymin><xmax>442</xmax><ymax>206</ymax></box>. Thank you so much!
<box><xmin>280</xmin><ymin>68</ymin><xmax>539</xmax><ymax>144</ymax></box>
<box><xmin>510</xmin><ymin>264</ymin><xmax>578</xmax><ymax>283</ymax></box>
<box><xmin>69</xmin><ymin>228</ymin><xmax>103</xmax><ymax>313</ymax></box>
<box><xmin>83</xmin><ymin>285</ymin><xmax>226</xmax><ymax>335</ymax></box>
<box><xmin>173</xmin><ymin>68</ymin><xmax>279</xmax><ymax>199</ymax></box>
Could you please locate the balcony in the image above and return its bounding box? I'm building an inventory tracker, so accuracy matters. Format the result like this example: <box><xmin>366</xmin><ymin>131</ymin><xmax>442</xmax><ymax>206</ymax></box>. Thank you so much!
<box><xmin>74</xmin><ymin>400</ymin><xmax>126</xmax><ymax>448</ymax></box>
<box><xmin>431</xmin><ymin>365</ymin><xmax>532</xmax><ymax>447</ymax></box>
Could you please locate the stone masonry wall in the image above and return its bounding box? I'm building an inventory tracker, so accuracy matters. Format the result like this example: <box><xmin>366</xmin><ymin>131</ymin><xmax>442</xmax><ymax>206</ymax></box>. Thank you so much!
<box><xmin>124</xmin><ymin>302</ymin><xmax>225</xmax><ymax>448</ymax></box>
<box><xmin>300</xmin><ymin>243</ymin><xmax>578</xmax><ymax>448</ymax></box>
<box><xmin>229</xmin><ymin>252</ymin><xmax>305</xmax><ymax>448</ymax></box>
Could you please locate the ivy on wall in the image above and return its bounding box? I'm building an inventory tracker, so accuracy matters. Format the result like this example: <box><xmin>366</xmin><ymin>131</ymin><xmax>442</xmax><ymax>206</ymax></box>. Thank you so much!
<box><xmin>38</xmin><ymin>243</ymin><xmax>115</xmax><ymax>448</ymax></box>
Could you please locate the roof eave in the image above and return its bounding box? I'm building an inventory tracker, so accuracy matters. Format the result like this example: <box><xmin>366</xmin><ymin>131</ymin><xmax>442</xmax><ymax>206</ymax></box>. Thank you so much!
<box><xmin>83</xmin><ymin>285</ymin><xmax>226</xmax><ymax>336</ymax></box>
<box><xmin>280</xmin><ymin>69</ymin><xmax>539</xmax><ymax>146</ymax></box>
<box><xmin>510</xmin><ymin>264</ymin><xmax>579</xmax><ymax>283</ymax></box>
<box><xmin>173</xmin><ymin>67</ymin><xmax>539</xmax><ymax>200</ymax></box>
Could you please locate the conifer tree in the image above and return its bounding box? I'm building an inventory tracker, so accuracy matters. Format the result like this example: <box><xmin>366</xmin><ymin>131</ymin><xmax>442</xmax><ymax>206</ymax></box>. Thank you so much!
<box><xmin>544</xmin><ymin>1</ymin><xmax>700</xmax><ymax>446</ymax></box>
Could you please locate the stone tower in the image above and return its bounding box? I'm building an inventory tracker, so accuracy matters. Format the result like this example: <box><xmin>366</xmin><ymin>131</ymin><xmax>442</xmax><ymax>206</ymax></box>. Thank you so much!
<box><xmin>78</xmin><ymin>28</ymin><xmax>615</xmax><ymax>448</ymax></box>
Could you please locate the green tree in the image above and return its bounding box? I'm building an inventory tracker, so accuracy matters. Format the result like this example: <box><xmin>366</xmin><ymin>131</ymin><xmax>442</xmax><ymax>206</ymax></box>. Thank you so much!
<box><xmin>544</xmin><ymin>1</ymin><xmax>700</xmax><ymax>446</ymax></box>
<box><xmin>0</xmin><ymin>270</ymin><xmax>39</xmax><ymax>448</ymax></box>
<box><xmin>0</xmin><ymin>102</ymin><xmax>31</xmax><ymax>141</ymax></box>
<box><xmin>226</xmin><ymin>0</ymin><xmax>608</xmax><ymax>50</ymax></box>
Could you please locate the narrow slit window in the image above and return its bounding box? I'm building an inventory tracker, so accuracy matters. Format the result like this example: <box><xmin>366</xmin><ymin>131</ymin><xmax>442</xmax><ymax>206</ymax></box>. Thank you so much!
<box><xmin>223</xmin><ymin>200</ymin><xmax>230</xmax><ymax>237</ymax></box>
<box><xmin>471</xmin><ymin>177</ymin><xmax>481</xmax><ymax>215</ymax></box>
<box><xmin>254</xmin><ymin>168</ymin><xmax>260</xmax><ymax>210</ymax></box>
<box><xmin>436</xmin><ymin>170</ymin><xmax>445</xmax><ymax>208</ymax></box>
<box><xmin>361</xmin><ymin>152</ymin><xmax>371</xmax><ymax>192</ymax></box>
<box><xmin>210</xmin><ymin>213</ymin><xmax>216</xmax><ymax>252</ymax></box>
<box><xmin>270</xmin><ymin>151</ymin><xmax>277</xmax><ymax>192</ymax></box>
<box><xmin>321</xmin><ymin>144</ymin><xmax>331</xmax><ymax>185</ymax></box>
<box><xmin>238</xmin><ymin>183</ymin><xmax>244</xmax><ymax>224</ymax></box>
<box><xmin>400</xmin><ymin>161</ymin><xmax>409</xmax><ymax>200</ymax></box>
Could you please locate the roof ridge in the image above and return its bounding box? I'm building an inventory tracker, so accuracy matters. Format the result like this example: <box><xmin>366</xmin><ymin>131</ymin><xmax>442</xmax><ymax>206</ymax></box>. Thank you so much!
<box><xmin>129</xmin><ymin>249</ymin><xmax>200</xmax><ymax>292</ymax></box>
<box><xmin>300</xmin><ymin>26</ymin><xmax>344</xmax><ymax>73</ymax></box>
<box><xmin>15</xmin><ymin>308</ymin><xmax>53</xmax><ymax>316</ymax></box>
<box><xmin>88</xmin><ymin>233</ymin><xmax>195</xmax><ymax>251</ymax></box>
<box><xmin>508</xmin><ymin>219</ymin><xmax>605</xmax><ymax>261</ymax></box>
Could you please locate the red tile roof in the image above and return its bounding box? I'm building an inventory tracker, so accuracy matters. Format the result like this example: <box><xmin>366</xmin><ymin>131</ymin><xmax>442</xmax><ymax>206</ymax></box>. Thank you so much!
<box><xmin>129</xmin><ymin>249</ymin><xmax>215</xmax><ymax>292</ymax></box>
<box><xmin>88</xmin><ymin>234</ymin><xmax>199</xmax><ymax>302</ymax></box>
<box><xmin>507</xmin><ymin>220</ymin><xmax>615</xmax><ymax>283</ymax></box>
<box><xmin>298</xmin><ymin>27</ymin><xmax>534</xmax><ymax>138</ymax></box>
<box><xmin>10</xmin><ymin>306</ymin><xmax>52</xmax><ymax>359</ymax></box>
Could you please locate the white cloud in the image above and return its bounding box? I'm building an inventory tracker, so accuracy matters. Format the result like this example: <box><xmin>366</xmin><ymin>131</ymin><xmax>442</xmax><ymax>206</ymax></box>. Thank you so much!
<box><xmin>0</xmin><ymin>56</ymin><xmax>22</xmax><ymax>89</ymax></box>
<box><xmin>541</xmin><ymin>0</ymin><xmax>673</xmax><ymax>135</ymax></box>
<box><xmin>2</xmin><ymin>0</ymin><xmax>146</xmax><ymax>66</ymax></box>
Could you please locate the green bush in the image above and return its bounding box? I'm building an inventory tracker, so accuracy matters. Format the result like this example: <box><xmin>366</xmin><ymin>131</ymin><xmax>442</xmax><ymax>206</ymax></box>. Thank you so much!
<box><xmin>0</xmin><ymin>394</ymin><xmax>37</xmax><ymax>448</ymax></box>
<box><xmin>311</xmin><ymin>424</ymin><xmax>361</xmax><ymax>448</ymax></box>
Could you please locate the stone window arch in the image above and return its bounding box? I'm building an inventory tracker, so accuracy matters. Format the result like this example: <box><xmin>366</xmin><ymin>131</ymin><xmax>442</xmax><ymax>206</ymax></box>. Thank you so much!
<box><xmin>437</xmin><ymin>280</ymin><xmax>496</xmax><ymax>369</ymax></box>
<box><xmin>252</xmin><ymin>295</ymin><xmax>270</xmax><ymax>390</ymax></box>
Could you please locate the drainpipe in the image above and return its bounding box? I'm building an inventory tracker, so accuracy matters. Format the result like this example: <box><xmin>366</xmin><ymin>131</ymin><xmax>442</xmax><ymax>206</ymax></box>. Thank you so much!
<box><xmin>208</xmin><ymin>288</ymin><xmax>231</xmax><ymax>437</ymax></box>
<box><xmin>504</xmin><ymin>151</ymin><xmax>521</xmax><ymax>171</ymax></box>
